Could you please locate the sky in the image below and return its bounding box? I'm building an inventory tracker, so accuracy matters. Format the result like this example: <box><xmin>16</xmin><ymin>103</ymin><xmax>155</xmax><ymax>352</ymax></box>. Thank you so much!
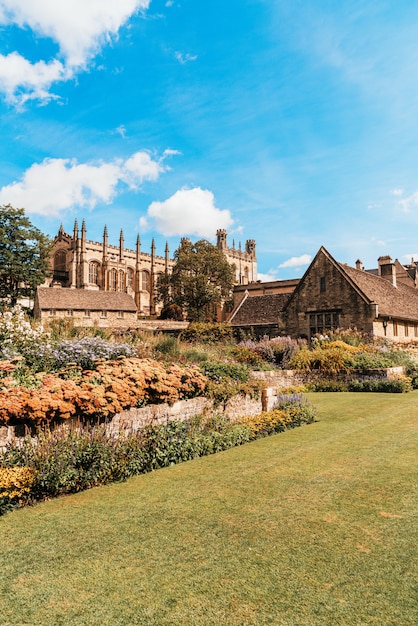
<box><xmin>1</xmin><ymin>0</ymin><xmax>418</xmax><ymax>281</ymax></box>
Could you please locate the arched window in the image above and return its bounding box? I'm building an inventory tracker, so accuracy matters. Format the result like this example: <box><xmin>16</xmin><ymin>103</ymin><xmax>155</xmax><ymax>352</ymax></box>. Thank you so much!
<box><xmin>89</xmin><ymin>262</ymin><xmax>100</xmax><ymax>285</ymax></box>
<box><xmin>142</xmin><ymin>270</ymin><xmax>151</xmax><ymax>292</ymax></box>
<box><xmin>53</xmin><ymin>250</ymin><xmax>68</xmax><ymax>284</ymax></box>
<box><xmin>109</xmin><ymin>269</ymin><xmax>117</xmax><ymax>291</ymax></box>
<box><xmin>118</xmin><ymin>270</ymin><xmax>125</xmax><ymax>292</ymax></box>
<box><xmin>127</xmin><ymin>267</ymin><xmax>134</xmax><ymax>289</ymax></box>
<box><xmin>54</xmin><ymin>250</ymin><xmax>66</xmax><ymax>271</ymax></box>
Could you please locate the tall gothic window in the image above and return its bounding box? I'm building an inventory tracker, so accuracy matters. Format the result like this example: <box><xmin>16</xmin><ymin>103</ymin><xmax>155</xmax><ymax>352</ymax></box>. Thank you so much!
<box><xmin>142</xmin><ymin>270</ymin><xmax>151</xmax><ymax>292</ymax></box>
<box><xmin>54</xmin><ymin>250</ymin><xmax>66</xmax><ymax>272</ymax></box>
<box><xmin>127</xmin><ymin>267</ymin><xmax>134</xmax><ymax>290</ymax></box>
<box><xmin>118</xmin><ymin>270</ymin><xmax>125</xmax><ymax>292</ymax></box>
<box><xmin>109</xmin><ymin>269</ymin><xmax>117</xmax><ymax>291</ymax></box>
<box><xmin>89</xmin><ymin>262</ymin><xmax>100</xmax><ymax>285</ymax></box>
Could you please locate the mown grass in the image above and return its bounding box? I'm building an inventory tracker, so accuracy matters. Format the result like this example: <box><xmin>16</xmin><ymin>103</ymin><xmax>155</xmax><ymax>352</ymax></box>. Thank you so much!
<box><xmin>0</xmin><ymin>392</ymin><xmax>417</xmax><ymax>626</ymax></box>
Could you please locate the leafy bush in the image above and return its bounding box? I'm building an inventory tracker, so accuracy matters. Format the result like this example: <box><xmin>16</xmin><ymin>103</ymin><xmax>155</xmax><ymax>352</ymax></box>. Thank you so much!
<box><xmin>347</xmin><ymin>377</ymin><xmax>412</xmax><ymax>393</ymax></box>
<box><xmin>0</xmin><ymin>417</ymin><xmax>251</xmax><ymax>508</ymax></box>
<box><xmin>154</xmin><ymin>335</ymin><xmax>180</xmax><ymax>357</ymax></box>
<box><xmin>237</xmin><ymin>336</ymin><xmax>305</xmax><ymax>368</ymax></box>
<box><xmin>201</xmin><ymin>361</ymin><xmax>261</xmax><ymax>407</ymax></box>
<box><xmin>230</xmin><ymin>345</ymin><xmax>267</xmax><ymax>367</ymax></box>
<box><xmin>180</xmin><ymin>322</ymin><xmax>233</xmax><ymax>344</ymax></box>
<box><xmin>202</xmin><ymin>362</ymin><xmax>250</xmax><ymax>383</ymax></box>
<box><xmin>305</xmin><ymin>380</ymin><xmax>349</xmax><ymax>392</ymax></box>
<box><xmin>0</xmin><ymin>306</ymin><xmax>51</xmax><ymax>369</ymax></box>
<box><xmin>159</xmin><ymin>303</ymin><xmax>184</xmax><ymax>320</ymax></box>
<box><xmin>183</xmin><ymin>348</ymin><xmax>208</xmax><ymax>363</ymax></box>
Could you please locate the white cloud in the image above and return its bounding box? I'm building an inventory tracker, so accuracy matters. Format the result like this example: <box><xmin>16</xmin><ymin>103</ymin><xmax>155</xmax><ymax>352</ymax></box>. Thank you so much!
<box><xmin>279</xmin><ymin>254</ymin><xmax>312</xmax><ymax>269</ymax></box>
<box><xmin>115</xmin><ymin>125</ymin><xmax>127</xmax><ymax>138</ymax></box>
<box><xmin>391</xmin><ymin>188</ymin><xmax>404</xmax><ymax>196</ymax></box>
<box><xmin>0</xmin><ymin>0</ymin><xmax>151</xmax><ymax>104</ymax></box>
<box><xmin>174</xmin><ymin>51</ymin><xmax>198</xmax><ymax>65</ymax></box>
<box><xmin>145</xmin><ymin>187</ymin><xmax>233</xmax><ymax>238</ymax></box>
<box><xmin>398</xmin><ymin>191</ymin><xmax>418</xmax><ymax>213</ymax></box>
<box><xmin>257</xmin><ymin>270</ymin><xmax>279</xmax><ymax>282</ymax></box>
<box><xmin>403</xmin><ymin>253</ymin><xmax>418</xmax><ymax>263</ymax></box>
<box><xmin>0</xmin><ymin>151</ymin><xmax>170</xmax><ymax>217</ymax></box>
<box><xmin>0</xmin><ymin>53</ymin><xmax>69</xmax><ymax>106</ymax></box>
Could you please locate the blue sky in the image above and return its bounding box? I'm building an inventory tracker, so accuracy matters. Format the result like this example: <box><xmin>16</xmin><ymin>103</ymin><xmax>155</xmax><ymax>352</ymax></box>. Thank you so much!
<box><xmin>1</xmin><ymin>0</ymin><xmax>418</xmax><ymax>280</ymax></box>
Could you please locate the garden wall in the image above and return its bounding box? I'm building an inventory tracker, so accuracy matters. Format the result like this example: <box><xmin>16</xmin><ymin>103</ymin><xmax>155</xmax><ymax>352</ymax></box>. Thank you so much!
<box><xmin>0</xmin><ymin>366</ymin><xmax>405</xmax><ymax>450</ymax></box>
<box><xmin>0</xmin><ymin>391</ymin><xmax>265</xmax><ymax>450</ymax></box>
<box><xmin>251</xmin><ymin>366</ymin><xmax>405</xmax><ymax>387</ymax></box>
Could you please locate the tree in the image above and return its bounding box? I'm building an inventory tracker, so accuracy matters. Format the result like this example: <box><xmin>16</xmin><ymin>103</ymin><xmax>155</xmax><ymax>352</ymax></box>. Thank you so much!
<box><xmin>0</xmin><ymin>205</ymin><xmax>52</xmax><ymax>308</ymax></box>
<box><xmin>158</xmin><ymin>238</ymin><xmax>235</xmax><ymax>322</ymax></box>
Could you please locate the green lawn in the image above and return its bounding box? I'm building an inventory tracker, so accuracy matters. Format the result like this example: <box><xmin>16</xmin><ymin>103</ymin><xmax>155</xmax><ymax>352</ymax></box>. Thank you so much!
<box><xmin>0</xmin><ymin>392</ymin><xmax>417</xmax><ymax>626</ymax></box>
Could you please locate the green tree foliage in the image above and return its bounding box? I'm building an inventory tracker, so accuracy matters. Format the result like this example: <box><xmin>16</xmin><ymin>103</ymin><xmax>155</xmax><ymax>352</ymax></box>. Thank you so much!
<box><xmin>0</xmin><ymin>205</ymin><xmax>52</xmax><ymax>307</ymax></box>
<box><xmin>158</xmin><ymin>238</ymin><xmax>235</xmax><ymax>322</ymax></box>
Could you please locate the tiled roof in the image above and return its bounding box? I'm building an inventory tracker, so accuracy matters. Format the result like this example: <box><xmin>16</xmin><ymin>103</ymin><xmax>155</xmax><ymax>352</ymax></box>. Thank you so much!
<box><xmin>36</xmin><ymin>288</ymin><xmax>137</xmax><ymax>312</ymax></box>
<box><xmin>230</xmin><ymin>293</ymin><xmax>290</xmax><ymax>325</ymax></box>
<box><xmin>341</xmin><ymin>264</ymin><xmax>418</xmax><ymax>322</ymax></box>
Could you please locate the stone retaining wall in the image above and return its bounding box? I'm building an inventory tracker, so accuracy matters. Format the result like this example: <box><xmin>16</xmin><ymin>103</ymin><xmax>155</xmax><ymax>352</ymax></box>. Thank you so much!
<box><xmin>0</xmin><ymin>392</ymin><xmax>265</xmax><ymax>450</ymax></box>
<box><xmin>0</xmin><ymin>366</ymin><xmax>405</xmax><ymax>450</ymax></box>
<box><xmin>251</xmin><ymin>366</ymin><xmax>405</xmax><ymax>387</ymax></box>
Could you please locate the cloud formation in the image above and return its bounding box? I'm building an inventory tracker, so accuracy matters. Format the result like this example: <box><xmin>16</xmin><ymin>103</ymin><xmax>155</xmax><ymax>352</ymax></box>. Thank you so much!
<box><xmin>0</xmin><ymin>151</ymin><xmax>169</xmax><ymax>216</ymax></box>
<box><xmin>0</xmin><ymin>0</ymin><xmax>150</xmax><ymax>104</ymax></box>
<box><xmin>279</xmin><ymin>254</ymin><xmax>312</xmax><ymax>269</ymax></box>
<box><xmin>174</xmin><ymin>51</ymin><xmax>198</xmax><ymax>64</ymax></box>
<box><xmin>398</xmin><ymin>191</ymin><xmax>418</xmax><ymax>213</ymax></box>
<box><xmin>142</xmin><ymin>187</ymin><xmax>233</xmax><ymax>238</ymax></box>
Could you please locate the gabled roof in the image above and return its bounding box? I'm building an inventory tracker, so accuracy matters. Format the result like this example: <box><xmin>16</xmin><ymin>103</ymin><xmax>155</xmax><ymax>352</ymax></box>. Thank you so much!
<box><xmin>230</xmin><ymin>293</ymin><xmax>291</xmax><ymax>325</ymax></box>
<box><xmin>36</xmin><ymin>288</ymin><xmax>137</xmax><ymax>312</ymax></box>
<box><xmin>340</xmin><ymin>264</ymin><xmax>418</xmax><ymax>321</ymax></box>
<box><xmin>282</xmin><ymin>246</ymin><xmax>418</xmax><ymax>323</ymax></box>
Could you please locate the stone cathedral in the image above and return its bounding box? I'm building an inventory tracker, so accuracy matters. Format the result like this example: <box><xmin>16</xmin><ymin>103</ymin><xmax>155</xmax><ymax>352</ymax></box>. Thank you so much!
<box><xmin>44</xmin><ymin>220</ymin><xmax>258</xmax><ymax>317</ymax></box>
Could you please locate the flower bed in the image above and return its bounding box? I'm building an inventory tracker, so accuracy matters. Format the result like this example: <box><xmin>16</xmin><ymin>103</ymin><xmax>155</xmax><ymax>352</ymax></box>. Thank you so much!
<box><xmin>0</xmin><ymin>358</ymin><xmax>207</xmax><ymax>426</ymax></box>
<box><xmin>0</xmin><ymin>393</ymin><xmax>316</xmax><ymax>516</ymax></box>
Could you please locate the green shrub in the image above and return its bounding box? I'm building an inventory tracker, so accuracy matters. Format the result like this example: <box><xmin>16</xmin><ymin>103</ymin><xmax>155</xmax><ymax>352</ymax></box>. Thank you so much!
<box><xmin>183</xmin><ymin>348</ymin><xmax>208</xmax><ymax>363</ymax></box>
<box><xmin>180</xmin><ymin>322</ymin><xmax>233</xmax><ymax>344</ymax></box>
<box><xmin>0</xmin><ymin>417</ymin><xmax>251</xmax><ymax>507</ymax></box>
<box><xmin>347</xmin><ymin>377</ymin><xmax>412</xmax><ymax>393</ymax></box>
<box><xmin>154</xmin><ymin>335</ymin><xmax>180</xmax><ymax>357</ymax></box>
<box><xmin>202</xmin><ymin>362</ymin><xmax>250</xmax><ymax>383</ymax></box>
<box><xmin>306</xmin><ymin>380</ymin><xmax>349</xmax><ymax>392</ymax></box>
<box><xmin>230</xmin><ymin>346</ymin><xmax>267</xmax><ymax>367</ymax></box>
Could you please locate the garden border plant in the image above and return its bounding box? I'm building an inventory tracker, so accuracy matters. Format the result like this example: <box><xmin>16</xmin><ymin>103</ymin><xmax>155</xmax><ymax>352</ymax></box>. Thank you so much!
<box><xmin>0</xmin><ymin>393</ymin><xmax>316</xmax><ymax>516</ymax></box>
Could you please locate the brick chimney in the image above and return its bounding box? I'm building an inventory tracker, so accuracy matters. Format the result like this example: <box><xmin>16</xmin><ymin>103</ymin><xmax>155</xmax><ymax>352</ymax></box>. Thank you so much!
<box><xmin>378</xmin><ymin>255</ymin><xmax>397</xmax><ymax>287</ymax></box>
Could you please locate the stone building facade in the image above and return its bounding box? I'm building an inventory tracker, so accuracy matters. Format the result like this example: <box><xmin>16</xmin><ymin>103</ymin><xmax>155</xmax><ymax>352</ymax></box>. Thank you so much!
<box><xmin>46</xmin><ymin>220</ymin><xmax>171</xmax><ymax>316</ymax></box>
<box><xmin>40</xmin><ymin>221</ymin><xmax>259</xmax><ymax>323</ymax></box>
<box><xmin>280</xmin><ymin>247</ymin><xmax>418</xmax><ymax>341</ymax></box>
<box><xmin>216</xmin><ymin>229</ymin><xmax>257</xmax><ymax>285</ymax></box>
<box><xmin>230</xmin><ymin>246</ymin><xmax>418</xmax><ymax>342</ymax></box>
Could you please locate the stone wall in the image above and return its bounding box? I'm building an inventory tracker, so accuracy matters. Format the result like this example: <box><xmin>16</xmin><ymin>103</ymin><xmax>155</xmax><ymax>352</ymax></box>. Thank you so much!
<box><xmin>251</xmin><ymin>366</ymin><xmax>405</xmax><ymax>387</ymax></box>
<box><xmin>0</xmin><ymin>392</ymin><xmax>264</xmax><ymax>451</ymax></box>
<box><xmin>0</xmin><ymin>366</ymin><xmax>404</xmax><ymax>450</ymax></box>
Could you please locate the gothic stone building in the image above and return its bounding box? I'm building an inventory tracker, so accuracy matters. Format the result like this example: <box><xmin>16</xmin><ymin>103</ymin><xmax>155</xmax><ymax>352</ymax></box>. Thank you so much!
<box><xmin>35</xmin><ymin>221</ymin><xmax>258</xmax><ymax>325</ymax></box>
